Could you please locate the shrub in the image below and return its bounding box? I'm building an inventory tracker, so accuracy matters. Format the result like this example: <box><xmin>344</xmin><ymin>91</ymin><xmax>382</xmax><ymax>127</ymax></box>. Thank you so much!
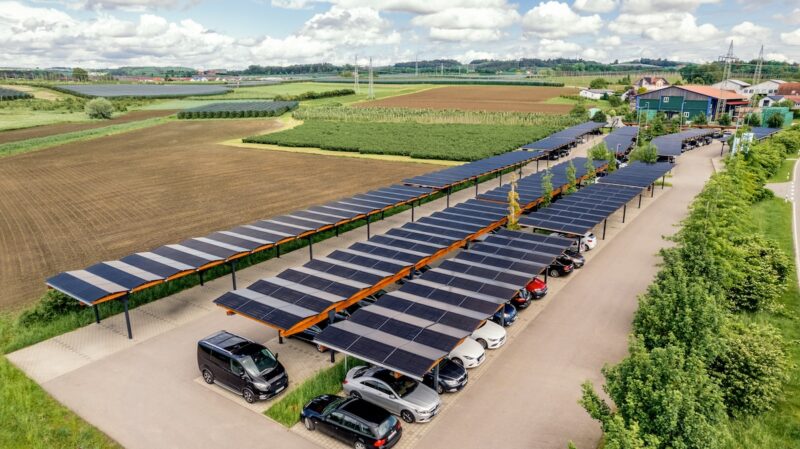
<box><xmin>628</xmin><ymin>142</ymin><xmax>658</xmax><ymax>164</ymax></box>
<box><xmin>746</xmin><ymin>113</ymin><xmax>761</xmax><ymax>127</ymax></box>
<box><xmin>710</xmin><ymin>321</ymin><xmax>789</xmax><ymax>416</ymax></box>
<box><xmin>692</xmin><ymin>112</ymin><xmax>708</xmax><ymax>125</ymax></box>
<box><xmin>724</xmin><ymin>235</ymin><xmax>791</xmax><ymax>312</ymax></box>
<box><xmin>18</xmin><ymin>290</ymin><xmax>83</xmax><ymax>326</ymax></box>
<box><xmin>608</xmin><ymin>94</ymin><xmax>623</xmax><ymax>108</ymax></box>
<box><xmin>570</xmin><ymin>103</ymin><xmax>587</xmax><ymax>117</ymax></box>
<box><xmin>590</xmin><ymin>78</ymin><xmax>609</xmax><ymax>89</ymax></box>
<box><xmin>767</xmin><ymin>113</ymin><xmax>784</xmax><ymax>129</ymax></box>
<box><xmin>84</xmin><ymin>98</ymin><xmax>114</xmax><ymax>119</ymax></box>
<box><xmin>718</xmin><ymin>113</ymin><xmax>732</xmax><ymax>126</ymax></box>
<box><xmin>541</xmin><ymin>170</ymin><xmax>553</xmax><ymax>206</ymax></box>
<box><xmin>592</xmin><ymin>110</ymin><xmax>608</xmax><ymax>123</ymax></box>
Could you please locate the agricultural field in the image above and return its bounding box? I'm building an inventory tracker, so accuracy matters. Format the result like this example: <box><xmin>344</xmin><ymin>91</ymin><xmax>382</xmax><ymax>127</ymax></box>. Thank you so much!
<box><xmin>199</xmin><ymin>82</ymin><xmax>435</xmax><ymax>103</ymax></box>
<box><xmin>244</xmin><ymin>119</ymin><xmax>569</xmax><ymax>161</ymax></box>
<box><xmin>59</xmin><ymin>84</ymin><xmax>231</xmax><ymax>97</ymax></box>
<box><xmin>0</xmin><ymin>87</ymin><xmax>32</xmax><ymax>100</ymax></box>
<box><xmin>354</xmin><ymin>85</ymin><xmax>579</xmax><ymax>113</ymax></box>
<box><xmin>534</xmin><ymin>72</ymin><xmax>683</xmax><ymax>88</ymax></box>
<box><xmin>0</xmin><ymin>119</ymin><xmax>433</xmax><ymax>311</ymax></box>
<box><xmin>177</xmin><ymin>101</ymin><xmax>297</xmax><ymax>119</ymax></box>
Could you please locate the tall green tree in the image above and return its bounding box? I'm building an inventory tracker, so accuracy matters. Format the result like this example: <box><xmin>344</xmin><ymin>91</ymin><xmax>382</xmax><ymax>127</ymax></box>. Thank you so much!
<box><xmin>565</xmin><ymin>160</ymin><xmax>577</xmax><ymax>194</ymax></box>
<box><xmin>541</xmin><ymin>170</ymin><xmax>554</xmax><ymax>207</ymax></box>
<box><xmin>72</xmin><ymin>67</ymin><xmax>89</xmax><ymax>81</ymax></box>
<box><xmin>584</xmin><ymin>154</ymin><xmax>596</xmax><ymax>183</ymax></box>
<box><xmin>628</xmin><ymin>142</ymin><xmax>659</xmax><ymax>164</ymax></box>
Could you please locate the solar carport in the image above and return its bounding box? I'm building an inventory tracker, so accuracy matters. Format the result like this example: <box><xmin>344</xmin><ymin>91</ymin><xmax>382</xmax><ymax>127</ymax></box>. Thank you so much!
<box><xmin>521</xmin><ymin>122</ymin><xmax>605</xmax><ymax>160</ymax></box>
<box><xmin>604</xmin><ymin>126</ymin><xmax>638</xmax><ymax>156</ymax></box>
<box><xmin>751</xmin><ymin>127</ymin><xmax>781</xmax><ymax>141</ymax></box>
<box><xmin>313</xmin><ymin>229</ymin><xmax>573</xmax><ymax>380</ymax></box>
<box><xmin>652</xmin><ymin>129</ymin><xmax>716</xmax><ymax>158</ymax></box>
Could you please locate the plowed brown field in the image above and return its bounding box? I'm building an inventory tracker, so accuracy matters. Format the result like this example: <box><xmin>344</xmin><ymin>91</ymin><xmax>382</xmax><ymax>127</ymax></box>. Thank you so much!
<box><xmin>354</xmin><ymin>85</ymin><xmax>578</xmax><ymax>113</ymax></box>
<box><xmin>0</xmin><ymin>109</ymin><xmax>178</xmax><ymax>145</ymax></box>
<box><xmin>0</xmin><ymin>119</ymin><xmax>434</xmax><ymax>311</ymax></box>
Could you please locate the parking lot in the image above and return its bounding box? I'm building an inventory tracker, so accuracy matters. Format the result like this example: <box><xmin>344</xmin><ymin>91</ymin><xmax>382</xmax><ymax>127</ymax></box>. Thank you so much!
<box><xmin>7</xmin><ymin>138</ymin><xmax>721</xmax><ymax>449</ymax></box>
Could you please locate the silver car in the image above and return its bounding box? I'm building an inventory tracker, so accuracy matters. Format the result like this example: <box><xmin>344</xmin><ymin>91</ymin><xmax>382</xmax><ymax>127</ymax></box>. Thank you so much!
<box><xmin>343</xmin><ymin>366</ymin><xmax>441</xmax><ymax>423</ymax></box>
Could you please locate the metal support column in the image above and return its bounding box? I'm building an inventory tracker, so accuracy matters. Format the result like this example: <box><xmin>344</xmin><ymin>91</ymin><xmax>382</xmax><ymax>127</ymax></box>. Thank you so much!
<box><xmin>622</xmin><ymin>204</ymin><xmax>627</xmax><ymax>223</ymax></box>
<box><xmin>499</xmin><ymin>171</ymin><xmax>502</xmax><ymax>186</ymax></box>
<box><xmin>475</xmin><ymin>179</ymin><xmax>479</xmax><ymax>197</ymax></box>
<box><xmin>276</xmin><ymin>244</ymin><xmax>281</xmax><ymax>258</ymax></box>
<box><xmin>661</xmin><ymin>175</ymin><xmax>666</xmax><ymax>189</ymax></box>
<box><xmin>278</xmin><ymin>334</ymin><xmax>283</xmax><ymax>344</ymax></box>
<box><xmin>230</xmin><ymin>260</ymin><xmax>237</xmax><ymax>290</ymax></box>
<box><xmin>93</xmin><ymin>305</ymin><xmax>100</xmax><ymax>324</ymax></box>
<box><xmin>446</xmin><ymin>188</ymin><xmax>450</xmax><ymax>207</ymax></box>
<box><xmin>330</xmin><ymin>350</ymin><xmax>336</xmax><ymax>363</ymax></box>
<box><xmin>602</xmin><ymin>218</ymin><xmax>607</xmax><ymax>240</ymax></box>
<box><xmin>335</xmin><ymin>225</ymin><xmax>339</xmax><ymax>237</ymax></box>
<box><xmin>544</xmin><ymin>268</ymin><xmax>548</xmax><ymax>283</ymax></box>
<box><xmin>411</xmin><ymin>202</ymin><xmax>415</xmax><ymax>222</ymax></box>
<box><xmin>519</xmin><ymin>163</ymin><xmax>523</xmax><ymax>177</ymax></box>
<box><xmin>366</xmin><ymin>215</ymin><xmax>371</xmax><ymax>239</ymax></box>
<box><xmin>122</xmin><ymin>295</ymin><xmax>132</xmax><ymax>340</ymax></box>
<box><xmin>433</xmin><ymin>362</ymin><xmax>440</xmax><ymax>394</ymax></box>
<box><xmin>199</xmin><ymin>270</ymin><xmax>204</xmax><ymax>286</ymax></box>
<box><xmin>308</xmin><ymin>236</ymin><xmax>313</xmax><ymax>259</ymax></box>
<box><xmin>381</xmin><ymin>210</ymin><xmax>385</xmax><ymax>220</ymax></box>
<box><xmin>499</xmin><ymin>305</ymin><xmax>505</xmax><ymax>327</ymax></box>
<box><xmin>638</xmin><ymin>194</ymin><xmax>642</xmax><ymax>208</ymax></box>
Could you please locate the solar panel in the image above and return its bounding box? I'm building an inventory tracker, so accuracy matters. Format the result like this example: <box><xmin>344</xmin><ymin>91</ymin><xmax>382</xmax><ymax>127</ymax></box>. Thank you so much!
<box><xmin>598</xmin><ymin>161</ymin><xmax>674</xmax><ymax>188</ymax></box>
<box><xmin>652</xmin><ymin>129</ymin><xmax>716</xmax><ymax>156</ymax></box>
<box><xmin>751</xmin><ymin>127</ymin><xmax>780</xmax><ymax>140</ymax></box>
<box><xmin>604</xmin><ymin>126</ymin><xmax>638</xmax><ymax>155</ymax></box>
<box><xmin>403</xmin><ymin>151</ymin><xmax>543</xmax><ymax>188</ymax></box>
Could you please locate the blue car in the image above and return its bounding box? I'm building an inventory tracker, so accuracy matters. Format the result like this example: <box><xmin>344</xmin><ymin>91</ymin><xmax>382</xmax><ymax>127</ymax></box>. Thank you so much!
<box><xmin>492</xmin><ymin>303</ymin><xmax>517</xmax><ymax>327</ymax></box>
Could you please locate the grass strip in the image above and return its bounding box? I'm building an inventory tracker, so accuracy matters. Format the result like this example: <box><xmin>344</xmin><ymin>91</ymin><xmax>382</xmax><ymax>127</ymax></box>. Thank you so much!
<box><xmin>0</xmin><ymin>116</ymin><xmax>172</xmax><ymax>158</ymax></box>
<box><xmin>0</xmin><ymin>356</ymin><xmax>121</xmax><ymax>449</ymax></box>
<box><xmin>265</xmin><ymin>357</ymin><xmax>366</xmax><ymax>427</ymax></box>
<box><xmin>725</xmin><ymin>197</ymin><xmax>800</xmax><ymax>448</ymax></box>
<box><xmin>767</xmin><ymin>158</ymin><xmax>796</xmax><ymax>183</ymax></box>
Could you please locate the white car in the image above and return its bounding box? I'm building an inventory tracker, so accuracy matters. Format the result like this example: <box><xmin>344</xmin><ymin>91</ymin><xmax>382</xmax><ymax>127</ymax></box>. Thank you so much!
<box><xmin>556</xmin><ymin>231</ymin><xmax>597</xmax><ymax>251</ymax></box>
<box><xmin>471</xmin><ymin>320</ymin><xmax>506</xmax><ymax>350</ymax></box>
<box><xmin>449</xmin><ymin>337</ymin><xmax>485</xmax><ymax>369</ymax></box>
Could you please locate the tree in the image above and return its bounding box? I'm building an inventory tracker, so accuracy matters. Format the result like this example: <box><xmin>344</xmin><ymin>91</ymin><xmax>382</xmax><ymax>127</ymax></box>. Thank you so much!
<box><xmin>592</xmin><ymin>110</ymin><xmax>608</xmax><ymax>123</ymax></box>
<box><xmin>580</xmin><ymin>384</ymin><xmax>659</xmax><ymax>449</ymax></box>
<box><xmin>593</xmin><ymin>340</ymin><xmax>727</xmax><ymax>449</ymax></box>
<box><xmin>628</xmin><ymin>142</ymin><xmax>659</xmax><ymax>164</ymax></box>
<box><xmin>745</xmin><ymin>113</ymin><xmax>761</xmax><ymax>127</ymax></box>
<box><xmin>584</xmin><ymin>154</ymin><xmax>596</xmax><ymax>184</ymax></box>
<box><xmin>590</xmin><ymin>78</ymin><xmax>609</xmax><ymax>89</ymax></box>
<box><xmin>84</xmin><ymin>98</ymin><xmax>114</xmax><ymax>119</ymax></box>
<box><xmin>72</xmin><ymin>67</ymin><xmax>89</xmax><ymax>81</ymax></box>
<box><xmin>570</xmin><ymin>103</ymin><xmax>587</xmax><ymax>117</ymax></box>
<box><xmin>607</xmin><ymin>149</ymin><xmax>618</xmax><ymax>172</ymax></box>
<box><xmin>506</xmin><ymin>173</ymin><xmax>521</xmax><ymax>230</ymax></box>
<box><xmin>540</xmin><ymin>170</ymin><xmax>554</xmax><ymax>207</ymax></box>
<box><xmin>767</xmin><ymin>112</ymin><xmax>784</xmax><ymax>128</ymax></box>
<box><xmin>692</xmin><ymin>112</ymin><xmax>707</xmax><ymax>125</ymax></box>
<box><xmin>589</xmin><ymin>142</ymin><xmax>610</xmax><ymax>160</ymax></box>
<box><xmin>608</xmin><ymin>94</ymin><xmax>623</xmax><ymax>108</ymax></box>
<box><xmin>718</xmin><ymin>113</ymin><xmax>732</xmax><ymax>126</ymax></box>
<box><xmin>710</xmin><ymin>321</ymin><xmax>789</xmax><ymax>416</ymax></box>
<box><xmin>565</xmin><ymin>160</ymin><xmax>577</xmax><ymax>194</ymax></box>
<box><xmin>724</xmin><ymin>234</ymin><xmax>790</xmax><ymax>312</ymax></box>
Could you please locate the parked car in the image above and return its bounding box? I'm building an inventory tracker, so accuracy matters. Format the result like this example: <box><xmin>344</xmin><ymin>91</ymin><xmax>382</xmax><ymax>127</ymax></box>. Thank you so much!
<box><xmin>197</xmin><ymin>331</ymin><xmax>288</xmax><ymax>403</ymax></box>
<box><xmin>548</xmin><ymin>255</ymin><xmax>575</xmax><ymax>278</ymax></box>
<box><xmin>555</xmin><ymin>231</ymin><xmax>597</xmax><ymax>251</ymax></box>
<box><xmin>512</xmin><ymin>277</ymin><xmax>548</xmax><ymax>310</ymax></box>
<box><xmin>422</xmin><ymin>358</ymin><xmax>468</xmax><ymax>394</ymax></box>
<box><xmin>472</xmin><ymin>320</ymin><xmax>507</xmax><ymax>349</ymax></box>
<box><xmin>300</xmin><ymin>394</ymin><xmax>402</xmax><ymax>449</ymax></box>
<box><xmin>563</xmin><ymin>248</ymin><xmax>586</xmax><ymax>268</ymax></box>
<box><xmin>491</xmin><ymin>302</ymin><xmax>518</xmax><ymax>327</ymax></box>
<box><xmin>449</xmin><ymin>337</ymin><xmax>486</xmax><ymax>368</ymax></box>
<box><xmin>343</xmin><ymin>366</ymin><xmax>441</xmax><ymax>423</ymax></box>
<box><xmin>291</xmin><ymin>312</ymin><xmax>348</xmax><ymax>352</ymax></box>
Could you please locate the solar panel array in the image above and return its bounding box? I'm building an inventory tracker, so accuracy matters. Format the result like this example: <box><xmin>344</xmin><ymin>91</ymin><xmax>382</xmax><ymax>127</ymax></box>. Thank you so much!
<box><xmin>750</xmin><ymin>127</ymin><xmax>781</xmax><ymax>141</ymax></box>
<box><xmin>521</xmin><ymin>121</ymin><xmax>604</xmax><ymax>151</ymax></box>
<box><xmin>604</xmin><ymin>126</ymin><xmax>638</xmax><ymax>155</ymax></box>
<box><xmin>598</xmin><ymin>161</ymin><xmax>674</xmax><ymax>189</ymax></box>
<box><xmin>477</xmin><ymin>157</ymin><xmax>607</xmax><ymax>205</ymax></box>
<box><xmin>47</xmin><ymin>184</ymin><xmax>434</xmax><ymax>305</ymax></box>
<box><xmin>652</xmin><ymin>129</ymin><xmax>716</xmax><ymax>157</ymax></box>
<box><xmin>402</xmin><ymin>151</ymin><xmax>544</xmax><ymax>188</ymax></box>
<box><xmin>314</xmin><ymin>229</ymin><xmax>573</xmax><ymax>379</ymax></box>
<box><xmin>520</xmin><ymin>183</ymin><xmax>642</xmax><ymax>235</ymax></box>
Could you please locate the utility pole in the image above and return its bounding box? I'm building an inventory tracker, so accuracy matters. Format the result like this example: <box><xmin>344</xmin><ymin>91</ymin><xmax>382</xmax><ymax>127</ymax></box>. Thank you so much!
<box><xmin>749</xmin><ymin>45</ymin><xmax>764</xmax><ymax>109</ymax></box>
<box><xmin>367</xmin><ymin>57</ymin><xmax>374</xmax><ymax>100</ymax></box>
<box><xmin>353</xmin><ymin>55</ymin><xmax>359</xmax><ymax>93</ymax></box>
<box><xmin>716</xmin><ymin>41</ymin><xmax>739</xmax><ymax>120</ymax></box>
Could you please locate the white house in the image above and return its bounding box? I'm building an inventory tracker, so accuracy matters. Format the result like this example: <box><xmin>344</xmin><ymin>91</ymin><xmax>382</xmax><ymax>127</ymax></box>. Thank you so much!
<box><xmin>742</xmin><ymin>80</ymin><xmax>786</xmax><ymax>96</ymax></box>
<box><xmin>711</xmin><ymin>79</ymin><xmax>749</xmax><ymax>94</ymax></box>
<box><xmin>579</xmin><ymin>88</ymin><xmax>615</xmax><ymax>100</ymax></box>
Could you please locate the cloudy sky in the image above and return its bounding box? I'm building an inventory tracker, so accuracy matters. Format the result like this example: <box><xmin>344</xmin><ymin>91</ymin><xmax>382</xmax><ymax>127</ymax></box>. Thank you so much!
<box><xmin>2</xmin><ymin>0</ymin><xmax>799</xmax><ymax>69</ymax></box>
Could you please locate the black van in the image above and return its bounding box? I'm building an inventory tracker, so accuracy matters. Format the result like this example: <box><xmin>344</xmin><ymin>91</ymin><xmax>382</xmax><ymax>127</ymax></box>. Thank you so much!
<box><xmin>197</xmin><ymin>331</ymin><xmax>288</xmax><ymax>403</ymax></box>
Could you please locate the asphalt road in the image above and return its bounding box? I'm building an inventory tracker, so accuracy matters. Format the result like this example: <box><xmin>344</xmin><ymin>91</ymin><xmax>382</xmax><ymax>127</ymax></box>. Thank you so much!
<box><xmin>414</xmin><ymin>143</ymin><xmax>720</xmax><ymax>449</ymax></box>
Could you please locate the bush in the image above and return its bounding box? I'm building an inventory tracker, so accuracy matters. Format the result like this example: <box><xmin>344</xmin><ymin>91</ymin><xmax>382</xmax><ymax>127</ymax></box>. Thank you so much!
<box><xmin>718</xmin><ymin>113</ymin><xmax>732</xmax><ymax>126</ymax></box>
<box><xmin>724</xmin><ymin>235</ymin><xmax>791</xmax><ymax>312</ymax></box>
<box><xmin>592</xmin><ymin>110</ymin><xmax>607</xmax><ymax>123</ymax></box>
<box><xmin>746</xmin><ymin>113</ymin><xmax>761</xmax><ymax>127</ymax></box>
<box><xmin>692</xmin><ymin>112</ymin><xmax>708</xmax><ymax>125</ymax></box>
<box><xmin>590</xmin><ymin>78</ymin><xmax>609</xmax><ymax>89</ymax></box>
<box><xmin>767</xmin><ymin>113</ymin><xmax>784</xmax><ymax>129</ymax></box>
<box><xmin>710</xmin><ymin>321</ymin><xmax>790</xmax><ymax>416</ymax></box>
<box><xmin>608</xmin><ymin>94</ymin><xmax>623</xmax><ymax>108</ymax></box>
<box><xmin>628</xmin><ymin>142</ymin><xmax>659</xmax><ymax>164</ymax></box>
<box><xmin>18</xmin><ymin>290</ymin><xmax>83</xmax><ymax>326</ymax></box>
<box><xmin>84</xmin><ymin>98</ymin><xmax>114</xmax><ymax>119</ymax></box>
<box><xmin>570</xmin><ymin>103</ymin><xmax>587</xmax><ymax>117</ymax></box>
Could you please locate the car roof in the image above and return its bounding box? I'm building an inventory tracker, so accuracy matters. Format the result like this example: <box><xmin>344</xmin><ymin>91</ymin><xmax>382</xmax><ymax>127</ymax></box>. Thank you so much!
<box><xmin>340</xmin><ymin>398</ymin><xmax>391</xmax><ymax>425</ymax></box>
<box><xmin>200</xmin><ymin>331</ymin><xmax>259</xmax><ymax>355</ymax></box>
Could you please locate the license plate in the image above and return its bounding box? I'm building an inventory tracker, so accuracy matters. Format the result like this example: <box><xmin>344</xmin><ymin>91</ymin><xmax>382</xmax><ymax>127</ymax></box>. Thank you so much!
<box><xmin>388</xmin><ymin>430</ymin><xmax>397</xmax><ymax>439</ymax></box>
<box><xmin>275</xmin><ymin>385</ymin><xmax>286</xmax><ymax>394</ymax></box>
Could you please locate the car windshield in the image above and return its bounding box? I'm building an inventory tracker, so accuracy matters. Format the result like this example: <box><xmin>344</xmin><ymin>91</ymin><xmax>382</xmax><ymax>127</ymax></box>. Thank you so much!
<box><xmin>241</xmin><ymin>348</ymin><xmax>278</xmax><ymax>375</ymax></box>
<box><xmin>375</xmin><ymin>415</ymin><xmax>399</xmax><ymax>437</ymax></box>
<box><xmin>388</xmin><ymin>377</ymin><xmax>418</xmax><ymax>398</ymax></box>
<box><xmin>323</xmin><ymin>397</ymin><xmax>348</xmax><ymax>415</ymax></box>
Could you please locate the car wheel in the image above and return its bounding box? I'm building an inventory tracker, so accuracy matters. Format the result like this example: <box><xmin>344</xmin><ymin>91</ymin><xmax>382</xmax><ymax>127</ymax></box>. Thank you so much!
<box><xmin>243</xmin><ymin>388</ymin><xmax>256</xmax><ymax>404</ymax></box>
<box><xmin>350</xmin><ymin>391</ymin><xmax>362</xmax><ymax>399</ymax></box>
<box><xmin>400</xmin><ymin>410</ymin><xmax>415</xmax><ymax>424</ymax></box>
<box><xmin>316</xmin><ymin>344</ymin><xmax>326</xmax><ymax>353</ymax></box>
<box><xmin>354</xmin><ymin>440</ymin><xmax>368</xmax><ymax>449</ymax></box>
<box><xmin>549</xmin><ymin>269</ymin><xmax>560</xmax><ymax>278</ymax></box>
<box><xmin>202</xmin><ymin>369</ymin><xmax>214</xmax><ymax>384</ymax></box>
<box><xmin>476</xmin><ymin>338</ymin><xmax>488</xmax><ymax>349</ymax></box>
<box><xmin>304</xmin><ymin>417</ymin><xmax>316</xmax><ymax>431</ymax></box>
<box><xmin>436</xmin><ymin>382</ymin><xmax>444</xmax><ymax>394</ymax></box>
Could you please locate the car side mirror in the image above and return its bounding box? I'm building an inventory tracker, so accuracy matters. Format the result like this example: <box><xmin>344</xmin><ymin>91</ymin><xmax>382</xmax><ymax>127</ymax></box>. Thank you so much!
<box><xmin>275</xmin><ymin>353</ymin><xmax>279</xmax><ymax>360</ymax></box>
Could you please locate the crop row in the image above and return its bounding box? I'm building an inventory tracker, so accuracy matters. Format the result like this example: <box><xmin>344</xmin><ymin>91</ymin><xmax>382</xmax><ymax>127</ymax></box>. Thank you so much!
<box><xmin>243</xmin><ymin>120</ymin><xmax>564</xmax><ymax>161</ymax></box>
<box><xmin>273</xmin><ymin>89</ymin><xmax>355</xmax><ymax>101</ymax></box>
<box><xmin>177</xmin><ymin>101</ymin><xmax>298</xmax><ymax>119</ymax></box>
<box><xmin>0</xmin><ymin>87</ymin><xmax>33</xmax><ymax>101</ymax></box>
<box><xmin>293</xmin><ymin>105</ymin><xmax>584</xmax><ymax>127</ymax></box>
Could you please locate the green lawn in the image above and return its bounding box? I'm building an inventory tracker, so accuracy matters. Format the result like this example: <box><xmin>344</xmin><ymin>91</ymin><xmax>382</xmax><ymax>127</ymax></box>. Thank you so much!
<box><xmin>244</xmin><ymin>119</ymin><xmax>569</xmax><ymax>161</ymax></box>
<box><xmin>767</xmin><ymin>158</ymin><xmax>796</xmax><ymax>183</ymax></box>
<box><xmin>0</xmin><ymin>110</ymin><xmax>91</xmax><ymax>131</ymax></box>
<box><xmin>726</xmin><ymin>198</ymin><xmax>800</xmax><ymax>448</ymax></box>
<box><xmin>195</xmin><ymin>82</ymin><xmax>434</xmax><ymax>102</ymax></box>
<box><xmin>544</xmin><ymin>96</ymin><xmax>612</xmax><ymax>110</ymax></box>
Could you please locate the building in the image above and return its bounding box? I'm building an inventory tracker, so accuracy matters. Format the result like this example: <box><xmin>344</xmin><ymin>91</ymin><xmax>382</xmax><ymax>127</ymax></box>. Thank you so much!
<box><xmin>635</xmin><ymin>85</ymin><xmax>748</xmax><ymax>121</ymax></box>
<box><xmin>633</xmin><ymin>76</ymin><xmax>670</xmax><ymax>90</ymax></box>
<box><xmin>710</xmin><ymin>79</ymin><xmax>749</xmax><ymax>94</ymax></box>
<box><xmin>742</xmin><ymin>79</ymin><xmax>785</xmax><ymax>96</ymax></box>
<box><xmin>579</xmin><ymin>88</ymin><xmax>615</xmax><ymax>100</ymax></box>
<box><xmin>778</xmin><ymin>82</ymin><xmax>800</xmax><ymax>95</ymax></box>
<box><xmin>759</xmin><ymin>95</ymin><xmax>800</xmax><ymax>109</ymax></box>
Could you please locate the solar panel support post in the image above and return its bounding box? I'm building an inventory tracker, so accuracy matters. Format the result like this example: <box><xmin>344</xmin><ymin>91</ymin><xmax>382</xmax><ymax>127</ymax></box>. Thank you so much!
<box><xmin>93</xmin><ymin>304</ymin><xmax>100</xmax><ymax>324</ymax></box>
<box><xmin>475</xmin><ymin>179</ymin><xmax>479</xmax><ymax>197</ymax></box>
<box><xmin>433</xmin><ymin>362</ymin><xmax>440</xmax><ymax>390</ymax></box>
<box><xmin>446</xmin><ymin>188</ymin><xmax>450</xmax><ymax>208</ymax></box>
<box><xmin>544</xmin><ymin>268</ymin><xmax>548</xmax><ymax>283</ymax></box>
<box><xmin>602</xmin><ymin>218</ymin><xmax>607</xmax><ymax>240</ymax></box>
<box><xmin>519</xmin><ymin>163</ymin><xmax>523</xmax><ymax>177</ymax></box>
<box><xmin>638</xmin><ymin>194</ymin><xmax>642</xmax><ymax>209</ymax></box>
<box><xmin>278</xmin><ymin>333</ymin><xmax>283</xmax><ymax>344</ymax></box>
<box><xmin>330</xmin><ymin>350</ymin><xmax>336</xmax><ymax>364</ymax></box>
<box><xmin>499</xmin><ymin>171</ymin><xmax>502</xmax><ymax>186</ymax></box>
<box><xmin>276</xmin><ymin>244</ymin><xmax>281</xmax><ymax>258</ymax></box>
<box><xmin>536</xmin><ymin>159</ymin><xmax>540</xmax><ymax>172</ymax></box>
<box><xmin>121</xmin><ymin>294</ymin><xmax>132</xmax><ymax>340</ymax></box>
<box><xmin>367</xmin><ymin>215</ymin><xmax>371</xmax><ymax>239</ymax></box>
<box><xmin>199</xmin><ymin>270</ymin><xmax>204</xmax><ymax>286</ymax></box>
<box><xmin>230</xmin><ymin>260</ymin><xmax>237</xmax><ymax>290</ymax></box>
<box><xmin>651</xmin><ymin>183</ymin><xmax>655</xmax><ymax>198</ymax></box>
<box><xmin>308</xmin><ymin>236</ymin><xmax>313</xmax><ymax>260</ymax></box>
<box><xmin>411</xmin><ymin>202</ymin><xmax>415</xmax><ymax>222</ymax></box>
<box><xmin>623</xmin><ymin>204</ymin><xmax>627</xmax><ymax>223</ymax></box>
<box><xmin>661</xmin><ymin>175</ymin><xmax>666</xmax><ymax>189</ymax></box>
<box><xmin>335</xmin><ymin>225</ymin><xmax>339</xmax><ymax>237</ymax></box>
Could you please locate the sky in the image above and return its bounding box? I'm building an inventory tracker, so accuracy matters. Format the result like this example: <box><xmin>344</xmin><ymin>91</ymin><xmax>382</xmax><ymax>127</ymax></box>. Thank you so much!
<box><xmin>1</xmin><ymin>0</ymin><xmax>799</xmax><ymax>69</ymax></box>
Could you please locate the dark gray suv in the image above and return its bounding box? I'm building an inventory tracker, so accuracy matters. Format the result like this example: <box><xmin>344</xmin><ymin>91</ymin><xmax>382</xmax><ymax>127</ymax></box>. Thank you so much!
<box><xmin>197</xmin><ymin>331</ymin><xmax>288</xmax><ymax>403</ymax></box>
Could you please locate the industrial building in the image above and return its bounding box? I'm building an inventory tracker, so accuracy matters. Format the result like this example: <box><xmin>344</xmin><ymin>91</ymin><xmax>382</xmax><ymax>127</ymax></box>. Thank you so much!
<box><xmin>634</xmin><ymin>85</ymin><xmax>747</xmax><ymax>121</ymax></box>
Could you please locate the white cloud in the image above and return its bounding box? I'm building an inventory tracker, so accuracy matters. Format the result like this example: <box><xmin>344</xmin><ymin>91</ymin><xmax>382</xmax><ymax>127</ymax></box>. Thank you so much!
<box><xmin>411</xmin><ymin>7</ymin><xmax>519</xmax><ymax>29</ymax></box>
<box><xmin>598</xmin><ymin>35</ymin><xmax>622</xmax><ymax>46</ymax></box>
<box><xmin>781</xmin><ymin>28</ymin><xmax>800</xmax><ymax>45</ymax></box>
<box><xmin>301</xmin><ymin>6</ymin><xmax>400</xmax><ymax>46</ymax></box>
<box><xmin>533</xmin><ymin>38</ymin><xmax>582</xmax><ymax>58</ymax></box>
<box><xmin>270</xmin><ymin>0</ymin><xmax>313</xmax><ymax>8</ymax></box>
<box><xmin>522</xmin><ymin>1</ymin><xmax>603</xmax><ymax>38</ymax></box>
<box><xmin>74</xmin><ymin>0</ymin><xmax>194</xmax><ymax>11</ymax></box>
<box><xmin>331</xmin><ymin>0</ymin><xmax>509</xmax><ymax>14</ymax></box>
<box><xmin>609</xmin><ymin>12</ymin><xmax>720</xmax><ymax>43</ymax></box>
<box><xmin>429</xmin><ymin>28</ymin><xmax>504</xmax><ymax>42</ymax></box>
<box><xmin>620</xmin><ymin>0</ymin><xmax>721</xmax><ymax>13</ymax></box>
<box><xmin>730</xmin><ymin>21</ymin><xmax>770</xmax><ymax>40</ymax></box>
<box><xmin>573</xmin><ymin>0</ymin><xmax>619</xmax><ymax>13</ymax></box>
<box><xmin>766</xmin><ymin>52</ymin><xmax>791</xmax><ymax>63</ymax></box>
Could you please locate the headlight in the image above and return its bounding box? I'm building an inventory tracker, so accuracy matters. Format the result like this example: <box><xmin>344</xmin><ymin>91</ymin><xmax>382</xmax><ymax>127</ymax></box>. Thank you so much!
<box><xmin>252</xmin><ymin>381</ymin><xmax>270</xmax><ymax>391</ymax></box>
<box><xmin>464</xmin><ymin>355</ymin><xmax>475</xmax><ymax>360</ymax></box>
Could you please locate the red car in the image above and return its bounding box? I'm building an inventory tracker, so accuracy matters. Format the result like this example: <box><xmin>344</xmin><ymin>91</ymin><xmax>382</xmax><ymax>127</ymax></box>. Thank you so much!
<box><xmin>512</xmin><ymin>277</ymin><xmax>548</xmax><ymax>309</ymax></box>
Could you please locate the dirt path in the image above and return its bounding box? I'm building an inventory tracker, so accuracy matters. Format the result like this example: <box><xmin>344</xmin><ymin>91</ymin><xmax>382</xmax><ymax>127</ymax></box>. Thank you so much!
<box><xmin>413</xmin><ymin>144</ymin><xmax>720</xmax><ymax>449</ymax></box>
<box><xmin>0</xmin><ymin>119</ymin><xmax>434</xmax><ymax>311</ymax></box>
<box><xmin>0</xmin><ymin>109</ymin><xmax>178</xmax><ymax>144</ymax></box>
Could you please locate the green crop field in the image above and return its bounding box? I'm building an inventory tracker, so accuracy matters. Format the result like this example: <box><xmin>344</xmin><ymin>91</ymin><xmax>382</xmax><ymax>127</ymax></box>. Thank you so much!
<box><xmin>244</xmin><ymin>119</ymin><xmax>566</xmax><ymax>161</ymax></box>
<box><xmin>198</xmin><ymin>82</ymin><xmax>435</xmax><ymax>103</ymax></box>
